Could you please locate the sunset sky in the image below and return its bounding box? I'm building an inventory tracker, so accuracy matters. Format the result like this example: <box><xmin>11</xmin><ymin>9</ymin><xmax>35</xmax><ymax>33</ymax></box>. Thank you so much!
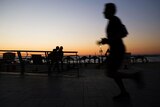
<box><xmin>0</xmin><ymin>0</ymin><xmax>160</xmax><ymax>55</ymax></box>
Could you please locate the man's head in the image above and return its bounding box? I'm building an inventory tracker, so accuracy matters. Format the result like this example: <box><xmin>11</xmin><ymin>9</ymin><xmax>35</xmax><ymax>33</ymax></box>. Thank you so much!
<box><xmin>103</xmin><ymin>3</ymin><xmax>116</xmax><ymax>19</ymax></box>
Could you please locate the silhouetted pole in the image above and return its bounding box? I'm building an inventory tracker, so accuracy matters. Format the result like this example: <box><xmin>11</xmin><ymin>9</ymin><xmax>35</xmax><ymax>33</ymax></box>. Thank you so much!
<box><xmin>17</xmin><ymin>51</ymin><xmax>25</xmax><ymax>75</ymax></box>
<box><xmin>99</xmin><ymin>45</ymin><xmax>103</xmax><ymax>63</ymax></box>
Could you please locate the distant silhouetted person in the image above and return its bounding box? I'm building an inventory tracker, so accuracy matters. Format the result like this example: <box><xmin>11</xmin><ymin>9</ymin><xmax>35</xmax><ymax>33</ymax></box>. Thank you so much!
<box><xmin>58</xmin><ymin>46</ymin><xmax>64</xmax><ymax>71</ymax></box>
<box><xmin>97</xmin><ymin>3</ymin><xmax>143</xmax><ymax>100</ymax></box>
<box><xmin>48</xmin><ymin>46</ymin><xmax>60</xmax><ymax>75</ymax></box>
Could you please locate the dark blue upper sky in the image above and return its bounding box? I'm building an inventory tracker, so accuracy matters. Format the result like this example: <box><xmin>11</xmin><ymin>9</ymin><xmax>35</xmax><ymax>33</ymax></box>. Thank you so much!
<box><xmin>0</xmin><ymin>0</ymin><xmax>160</xmax><ymax>54</ymax></box>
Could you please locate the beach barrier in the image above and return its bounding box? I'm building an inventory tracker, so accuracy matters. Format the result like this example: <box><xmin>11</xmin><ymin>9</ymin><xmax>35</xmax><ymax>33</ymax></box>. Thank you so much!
<box><xmin>0</xmin><ymin>50</ymin><xmax>79</xmax><ymax>76</ymax></box>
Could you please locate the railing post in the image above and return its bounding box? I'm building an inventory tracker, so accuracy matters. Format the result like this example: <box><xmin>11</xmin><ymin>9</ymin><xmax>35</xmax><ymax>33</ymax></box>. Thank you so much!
<box><xmin>17</xmin><ymin>51</ymin><xmax>25</xmax><ymax>75</ymax></box>
<box><xmin>75</xmin><ymin>52</ymin><xmax>80</xmax><ymax>77</ymax></box>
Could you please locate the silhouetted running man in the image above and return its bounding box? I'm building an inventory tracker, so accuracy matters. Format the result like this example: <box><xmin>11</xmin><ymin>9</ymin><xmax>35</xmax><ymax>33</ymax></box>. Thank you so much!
<box><xmin>97</xmin><ymin>3</ymin><xmax>143</xmax><ymax>100</ymax></box>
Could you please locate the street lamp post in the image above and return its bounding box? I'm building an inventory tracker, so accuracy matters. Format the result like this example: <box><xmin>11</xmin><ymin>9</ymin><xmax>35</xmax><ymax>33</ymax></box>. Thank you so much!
<box><xmin>99</xmin><ymin>45</ymin><xmax>103</xmax><ymax>63</ymax></box>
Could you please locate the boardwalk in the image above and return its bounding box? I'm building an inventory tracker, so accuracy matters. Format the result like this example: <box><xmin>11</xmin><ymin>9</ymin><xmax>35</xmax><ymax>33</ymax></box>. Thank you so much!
<box><xmin>0</xmin><ymin>63</ymin><xmax>160</xmax><ymax>107</ymax></box>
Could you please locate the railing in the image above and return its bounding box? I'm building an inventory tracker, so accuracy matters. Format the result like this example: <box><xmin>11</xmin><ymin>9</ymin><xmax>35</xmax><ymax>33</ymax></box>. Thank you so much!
<box><xmin>0</xmin><ymin>50</ymin><xmax>78</xmax><ymax>75</ymax></box>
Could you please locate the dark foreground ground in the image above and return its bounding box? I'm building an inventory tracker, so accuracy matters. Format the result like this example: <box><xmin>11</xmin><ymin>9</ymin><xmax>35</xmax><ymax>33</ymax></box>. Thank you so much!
<box><xmin>0</xmin><ymin>63</ymin><xmax>160</xmax><ymax>107</ymax></box>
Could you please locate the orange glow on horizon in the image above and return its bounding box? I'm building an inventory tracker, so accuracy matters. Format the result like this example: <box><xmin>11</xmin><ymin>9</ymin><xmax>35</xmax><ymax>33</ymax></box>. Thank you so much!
<box><xmin>0</xmin><ymin>42</ymin><xmax>160</xmax><ymax>56</ymax></box>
